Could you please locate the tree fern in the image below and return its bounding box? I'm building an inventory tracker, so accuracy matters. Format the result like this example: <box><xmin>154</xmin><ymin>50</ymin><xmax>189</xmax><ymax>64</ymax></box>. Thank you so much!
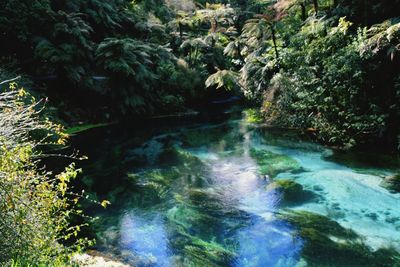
<box><xmin>206</xmin><ymin>69</ymin><xmax>239</xmax><ymax>90</ymax></box>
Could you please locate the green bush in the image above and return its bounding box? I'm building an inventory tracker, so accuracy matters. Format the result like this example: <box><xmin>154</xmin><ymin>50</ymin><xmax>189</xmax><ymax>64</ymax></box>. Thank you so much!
<box><xmin>253</xmin><ymin>15</ymin><xmax>399</xmax><ymax>149</ymax></box>
<box><xmin>0</xmin><ymin>82</ymin><xmax>92</xmax><ymax>265</ymax></box>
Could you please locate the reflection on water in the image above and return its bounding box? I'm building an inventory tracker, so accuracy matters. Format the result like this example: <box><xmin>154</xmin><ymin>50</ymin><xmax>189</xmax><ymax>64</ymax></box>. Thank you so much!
<box><xmin>236</xmin><ymin>218</ymin><xmax>302</xmax><ymax>267</ymax></box>
<box><xmin>120</xmin><ymin>212</ymin><xmax>171</xmax><ymax>266</ymax></box>
<box><xmin>78</xmin><ymin>115</ymin><xmax>400</xmax><ymax>266</ymax></box>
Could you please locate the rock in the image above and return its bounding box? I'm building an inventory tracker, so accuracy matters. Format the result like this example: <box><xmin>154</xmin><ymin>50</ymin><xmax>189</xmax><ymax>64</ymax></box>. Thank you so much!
<box><xmin>313</xmin><ymin>185</ymin><xmax>324</xmax><ymax>192</ymax></box>
<box><xmin>366</xmin><ymin>212</ymin><xmax>378</xmax><ymax>221</ymax></box>
<box><xmin>385</xmin><ymin>217</ymin><xmax>399</xmax><ymax>224</ymax></box>
<box><xmin>72</xmin><ymin>250</ymin><xmax>129</xmax><ymax>267</ymax></box>
<box><xmin>380</xmin><ymin>173</ymin><xmax>400</xmax><ymax>193</ymax></box>
<box><xmin>270</xmin><ymin>179</ymin><xmax>316</xmax><ymax>204</ymax></box>
<box><xmin>278</xmin><ymin>210</ymin><xmax>400</xmax><ymax>267</ymax></box>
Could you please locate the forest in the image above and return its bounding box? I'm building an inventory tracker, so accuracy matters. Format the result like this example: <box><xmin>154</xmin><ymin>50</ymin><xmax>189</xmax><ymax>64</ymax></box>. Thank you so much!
<box><xmin>0</xmin><ymin>0</ymin><xmax>400</xmax><ymax>266</ymax></box>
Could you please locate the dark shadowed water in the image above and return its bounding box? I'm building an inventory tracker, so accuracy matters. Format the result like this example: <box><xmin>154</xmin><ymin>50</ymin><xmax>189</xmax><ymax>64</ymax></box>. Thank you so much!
<box><xmin>74</xmin><ymin>112</ymin><xmax>400</xmax><ymax>267</ymax></box>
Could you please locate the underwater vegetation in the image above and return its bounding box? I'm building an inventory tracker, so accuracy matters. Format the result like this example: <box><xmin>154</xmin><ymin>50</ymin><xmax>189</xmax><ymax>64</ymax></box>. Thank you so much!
<box><xmin>279</xmin><ymin>210</ymin><xmax>400</xmax><ymax>267</ymax></box>
<box><xmin>166</xmin><ymin>203</ymin><xmax>239</xmax><ymax>267</ymax></box>
<box><xmin>78</xmin><ymin>119</ymin><xmax>400</xmax><ymax>266</ymax></box>
<box><xmin>249</xmin><ymin>148</ymin><xmax>304</xmax><ymax>177</ymax></box>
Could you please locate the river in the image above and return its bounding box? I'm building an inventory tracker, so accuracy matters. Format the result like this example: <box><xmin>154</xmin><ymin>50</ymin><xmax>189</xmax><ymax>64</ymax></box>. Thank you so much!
<box><xmin>74</xmin><ymin>111</ymin><xmax>400</xmax><ymax>267</ymax></box>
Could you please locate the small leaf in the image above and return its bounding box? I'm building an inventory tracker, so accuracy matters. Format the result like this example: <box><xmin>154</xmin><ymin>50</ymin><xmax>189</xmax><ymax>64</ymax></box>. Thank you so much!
<box><xmin>101</xmin><ymin>200</ymin><xmax>111</xmax><ymax>208</ymax></box>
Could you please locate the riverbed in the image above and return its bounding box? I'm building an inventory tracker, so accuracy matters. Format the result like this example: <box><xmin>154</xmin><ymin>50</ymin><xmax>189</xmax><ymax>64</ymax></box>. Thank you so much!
<box><xmin>75</xmin><ymin>112</ymin><xmax>400</xmax><ymax>266</ymax></box>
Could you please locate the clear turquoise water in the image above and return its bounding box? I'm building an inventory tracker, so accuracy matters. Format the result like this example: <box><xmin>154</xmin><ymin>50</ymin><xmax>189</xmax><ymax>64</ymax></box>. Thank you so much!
<box><xmin>79</xmin><ymin>115</ymin><xmax>400</xmax><ymax>266</ymax></box>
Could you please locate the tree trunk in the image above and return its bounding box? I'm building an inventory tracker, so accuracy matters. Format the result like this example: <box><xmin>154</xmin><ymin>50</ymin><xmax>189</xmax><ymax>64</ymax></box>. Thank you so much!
<box><xmin>300</xmin><ymin>3</ymin><xmax>306</xmax><ymax>21</ymax></box>
<box><xmin>363</xmin><ymin>0</ymin><xmax>369</xmax><ymax>25</ymax></box>
<box><xmin>188</xmin><ymin>48</ymin><xmax>193</xmax><ymax>67</ymax></box>
<box><xmin>270</xmin><ymin>24</ymin><xmax>279</xmax><ymax>60</ymax></box>
<box><xmin>178</xmin><ymin>22</ymin><xmax>183</xmax><ymax>41</ymax></box>
<box><xmin>211</xmin><ymin>18</ymin><xmax>218</xmax><ymax>33</ymax></box>
<box><xmin>313</xmin><ymin>0</ymin><xmax>319</xmax><ymax>15</ymax></box>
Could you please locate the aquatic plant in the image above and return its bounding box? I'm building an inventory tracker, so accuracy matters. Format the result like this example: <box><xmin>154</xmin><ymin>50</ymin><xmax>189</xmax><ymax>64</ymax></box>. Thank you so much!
<box><xmin>279</xmin><ymin>210</ymin><xmax>400</xmax><ymax>266</ymax></box>
<box><xmin>182</xmin><ymin>240</ymin><xmax>236</xmax><ymax>267</ymax></box>
<box><xmin>159</xmin><ymin>147</ymin><xmax>205</xmax><ymax>170</ymax></box>
<box><xmin>166</xmin><ymin>204</ymin><xmax>238</xmax><ymax>266</ymax></box>
<box><xmin>250</xmin><ymin>148</ymin><xmax>303</xmax><ymax>177</ymax></box>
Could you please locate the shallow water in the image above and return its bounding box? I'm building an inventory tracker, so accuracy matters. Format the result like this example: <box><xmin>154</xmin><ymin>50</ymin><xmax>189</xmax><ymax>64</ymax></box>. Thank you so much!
<box><xmin>77</xmin><ymin>114</ymin><xmax>400</xmax><ymax>266</ymax></box>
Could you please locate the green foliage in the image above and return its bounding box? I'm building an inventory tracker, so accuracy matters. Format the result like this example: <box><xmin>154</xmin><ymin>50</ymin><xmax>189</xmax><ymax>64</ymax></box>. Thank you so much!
<box><xmin>243</xmin><ymin>108</ymin><xmax>263</xmax><ymax>123</ymax></box>
<box><xmin>264</xmin><ymin>18</ymin><xmax>380</xmax><ymax>147</ymax></box>
<box><xmin>360</xmin><ymin>18</ymin><xmax>400</xmax><ymax>60</ymax></box>
<box><xmin>263</xmin><ymin>16</ymin><xmax>399</xmax><ymax>148</ymax></box>
<box><xmin>0</xmin><ymin>0</ymin><xmax>205</xmax><ymax>115</ymax></box>
<box><xmin>206</xmin><ymin>69</ymin><xmax>239</xmax><ymax>90</ymax></box>
<box><xmin>1</xmin><ymin>0</ymin><xmax>400</xmax><ymax>148</ymax></box>
<box><xmin>0</xmin><ymin>83</ymin><xmax>92</xmax><ymax>265</ymax></box>
<box><xmin>34</xmin><ymin>11</ymin><xmax>94</xmax><ymax>85</ymax></box>
<box><xmin>95</xmin><ymin>37</ymin><xmax>198</xmax><ymax>114</ymax></box>
<box><xmin>65</xmin><ymin>123</ymin><xmax>111</xmax><ymax>135</ymax></box>
<box><xmin>197</xmin><ymin>1</ymin><xmax>400</xmax><ymax>150</ymax></box>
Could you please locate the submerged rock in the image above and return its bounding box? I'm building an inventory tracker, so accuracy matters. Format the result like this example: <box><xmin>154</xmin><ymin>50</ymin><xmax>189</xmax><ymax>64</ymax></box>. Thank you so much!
<box><xmin>249</xmin><ymin>148</ymin><xmax>303</xmax><ymax>177</ymax></box>
<box><xmin>279</xmin><ymin>210</ymin><xmax>400</xmax><ymax>267</ymax></box>
<box><xmin>380</xmin><ymin>173</ymin><xmax>400</xmax><ymax>193</ymax></box>
<box><xmin>269</xmin><ymin>179</ymin><xmax>316</xmax><ymax>204</ymax></box>
<box><xmin>73</xmin><ymin>250</ymin><xmax>129</xmax><ymax>267</ymax></box>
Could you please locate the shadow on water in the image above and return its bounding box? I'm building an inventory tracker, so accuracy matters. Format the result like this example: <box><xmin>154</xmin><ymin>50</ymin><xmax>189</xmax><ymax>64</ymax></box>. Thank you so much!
<box><xmin>72</xmin><ymin>109</ymin><xmax>400</xmax><ymax>267</ymax></box>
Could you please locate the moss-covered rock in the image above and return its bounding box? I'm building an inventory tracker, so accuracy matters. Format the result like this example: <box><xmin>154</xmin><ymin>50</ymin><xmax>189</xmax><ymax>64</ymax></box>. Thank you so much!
<box><xmin>279</xmin><ymin>210</ymin><xmax>357</xmax><ymax>239</ymax></box>
<box><xmin>380</xmin><ymin>173</ymin><xmax>400</xmax><ymax>193</ymax></box>
<box><xmin>270</xmin><ymin>179</ymin><xmax>316</xmax><ymax>204</ymax></box>
<box><xmin>250</xmin><ymin>148</ymin><xmax>303</xmax><ymax>177</ymax></box>
<box><xmin>279</xmin><ymin>210</ymin><xmax>400</xmax><ymax>267</ymax></box>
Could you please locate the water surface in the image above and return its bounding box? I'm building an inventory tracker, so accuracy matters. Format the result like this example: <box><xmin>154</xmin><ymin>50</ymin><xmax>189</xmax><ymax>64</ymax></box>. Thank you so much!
<box><xmin>76</xmin><ymin>114</ymin><xmax>400</xmax><ymax>266</ymax></box>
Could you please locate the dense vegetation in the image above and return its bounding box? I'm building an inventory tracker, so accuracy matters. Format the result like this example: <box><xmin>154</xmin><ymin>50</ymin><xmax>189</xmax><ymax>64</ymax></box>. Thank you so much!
<box><xmin>0</xmin><ymin>0</ymin><xmax>399</xmax><ymax>264</ymax></box>
<box><xmin>204</xmin><ymin>0</ymin><xmax>400</xmax><ymax>149</ymax></box>
<box><xmin>1</xmin><ymin>0</ymin><xmax>399</xmax><ymax>148</ymax></box>
<box><xmin>0</xmin><ymin>81</ymin><xmax>94</xmax><ymax>265</ymax></box>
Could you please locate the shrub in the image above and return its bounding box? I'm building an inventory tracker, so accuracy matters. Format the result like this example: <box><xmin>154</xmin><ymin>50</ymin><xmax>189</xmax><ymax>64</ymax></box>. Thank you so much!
<box><xmin>0</xmin><ymin>81</ymin><xmax>92</xmax><ymax>265</ymax></box>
